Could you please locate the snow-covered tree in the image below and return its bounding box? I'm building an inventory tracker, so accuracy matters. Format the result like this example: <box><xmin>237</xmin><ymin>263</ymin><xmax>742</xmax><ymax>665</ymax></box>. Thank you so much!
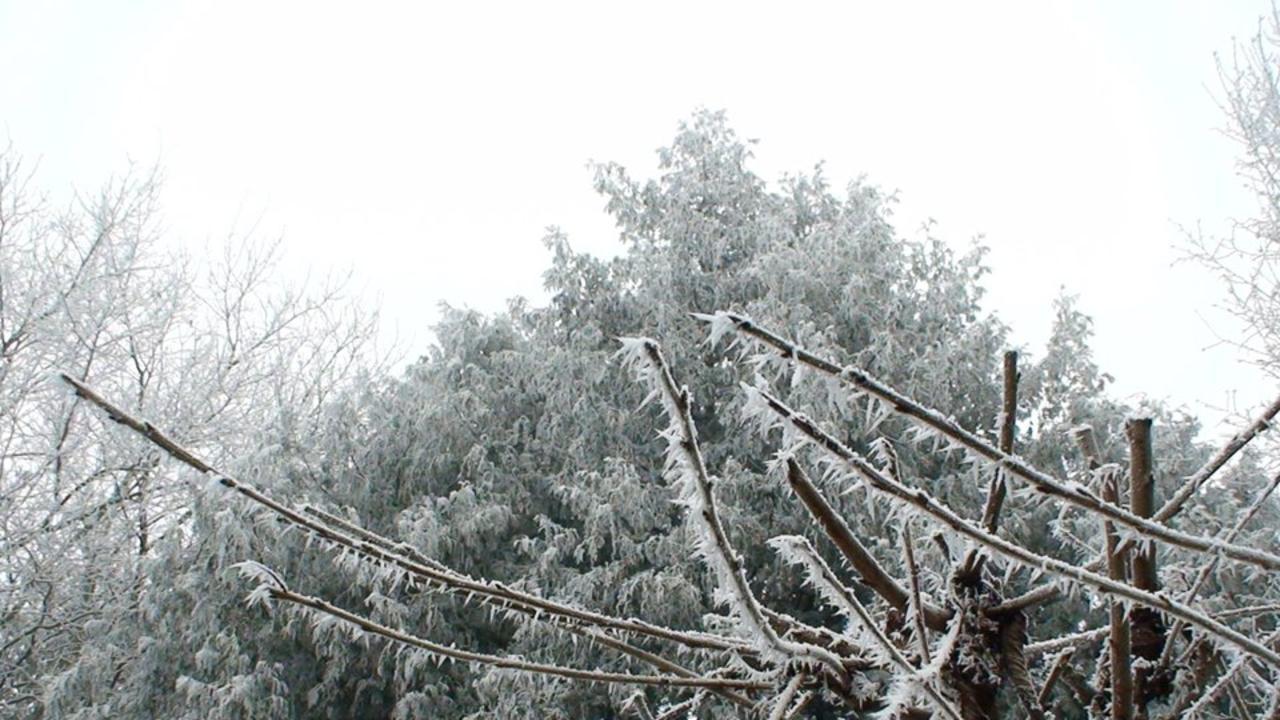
<box><xmin>0</xmin><ymin>148</ymin><xmax>381</xmax><ymax>719</ymax></box>
<box><xmin>52</xmin><ymin>112</ymin><xmax>1280</xmax><ymax>719</ymax></box>
<box><xmin>42</xmin><ymin>107</ymin><xmax>1280</xmax><ymax>717</ymax></box>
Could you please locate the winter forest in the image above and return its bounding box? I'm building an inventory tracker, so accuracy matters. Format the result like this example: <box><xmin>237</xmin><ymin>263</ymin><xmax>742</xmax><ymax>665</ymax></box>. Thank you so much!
<box><xmin>9</xmin><ymin>9</ymin><xmax>1280</xmax><ymax>720</ymax></box>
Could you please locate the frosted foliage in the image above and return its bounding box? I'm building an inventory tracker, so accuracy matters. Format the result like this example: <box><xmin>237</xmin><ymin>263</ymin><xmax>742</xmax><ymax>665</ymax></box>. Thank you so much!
<box><xmin>0</xmin><ymin>146</ymin><xmax>380</xmax><ymax>720</ymax></box>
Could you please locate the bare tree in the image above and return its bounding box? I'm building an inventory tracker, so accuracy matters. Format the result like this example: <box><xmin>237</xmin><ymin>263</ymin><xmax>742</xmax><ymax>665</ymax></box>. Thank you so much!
<box><xmin>0</xmin><ymin>146</ymin><xmax>381</xmax><ymax>719</ymax></box>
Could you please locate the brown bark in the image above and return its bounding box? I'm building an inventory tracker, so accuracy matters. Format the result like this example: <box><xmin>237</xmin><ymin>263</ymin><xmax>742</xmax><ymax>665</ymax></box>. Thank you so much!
<box><xmin>1127</xmin><ymin>419</ymin><xmax>1166</xmax><ymax>713</ymax></box>
<box><xmin>1103</xmin><ymin>473</ymin><xmax>1134</xmax><ymax>720</ymax></box>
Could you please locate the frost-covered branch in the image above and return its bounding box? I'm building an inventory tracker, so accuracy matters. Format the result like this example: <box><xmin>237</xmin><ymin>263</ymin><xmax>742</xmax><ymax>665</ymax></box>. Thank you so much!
<box><xmin>901</xmin><ymin>525</ymin><xmax>932</xmax><ymax>664</ymax></box>
<box><xmin>263</xmin><ymin>583</ymin><xmax>770</xmax><ymax>691</ymax></box>
<box><xmin>1155</xmin><ymin>391</ymin><xmax>1280</xmax><ymax>527</ymax></box>
<box><xmin>1158</xmin><ymin>470</ymin><xmax>1280</xmax><ymax>682</ymax></box>
<box><xmin>765</xmin><ymin>673</ymin><xmax>806</xmax><ymax>720</ymax></box>
<box><xmin>751</xmin><ymin>384</ymin><xmax>1280</xmax><ymax>669</ymax></box>
<box><xmin>300</xmin><ymin>505</ymin><xmax>756</xmax><ymax>708</ymax></box>
<box><xmin>59</xmin><ymin>373</ymin><xmax>752</xmax><ymax>657</ymax></box>
<box><xmin>706</xmin><ymin>312</ymin><xmax>1280</xmax><ymax>573</ymax></box>
<box><xmin>617</xmin><ymin>338</ymin><xmax>844</xmax><ymax>676</ymax></box>
<box><xmin>771</xmin><ymin>535</ymin><xmax>963</xmax><ymax>720</ymax></box>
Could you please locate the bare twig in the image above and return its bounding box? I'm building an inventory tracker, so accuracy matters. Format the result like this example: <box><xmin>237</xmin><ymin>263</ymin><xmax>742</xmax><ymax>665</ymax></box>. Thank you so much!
<box><xmin>1036</xmin><ymin>650</ymin><xmax>1073</xmax><ymax>708</ymax></box>
<box><xmin>901</xmin><ymin>525</ymin><xmax>932</xmax><ymax>664</ymax></box>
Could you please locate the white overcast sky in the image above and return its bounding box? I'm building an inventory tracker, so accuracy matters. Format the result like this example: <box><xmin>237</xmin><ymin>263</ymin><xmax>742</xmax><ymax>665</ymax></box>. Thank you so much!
<box><xmin>3</xmin><ymin>0</ymin><xmax>1276</xmax><ymax>427</ymax></box>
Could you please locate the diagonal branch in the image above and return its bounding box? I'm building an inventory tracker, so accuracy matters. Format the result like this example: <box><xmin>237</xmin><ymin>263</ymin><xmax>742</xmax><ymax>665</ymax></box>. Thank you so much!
<box><xmin>786</xmin><ymin>458</ymin><xmax>950</xmax><ymax>631</ymax></box>
<box><xmin>1154</xmin><ymin>392</ymin><xmax>1280</xmax><ymax>527</ymax></box>
<box><xmin>751</xmin><ymin>384</ymin><xmax>1280</xmax><ymax>669</ymax></box>
<box><xmin>299</xmin><ymin>506</ymin><xmax>756</xmax><ymax>709</ymax></box>
<box><xmin>773</xmin><ymin>535</ymin><xmax>963</xmax><ymax>720</ymax></box>
<box><xmin>900</xmin><ymin>525</ymin><xmax>932</xmax><ymax>664</ymax></box>
<box><xmin>1159</xmin><ymin>470</ymin><xmax>1280</xmax><ymax>684</ymax></box>
<box><xmin>766</xmin><ymin>673</ymin><xmax>806</xmax><ymax>720</ymax></box>
<box><xmin>709</xmin><ymin>312</ymin><xmax>1280</xmax><ymax>573</ymax></box>
<box><xmin>60</xmin><ymin>372</ymin><xmax>751</xmax><ymax>657</ymax></box>
<box><xmin>619</xmin><ymin>340</ymin><xmax>845</xmax><ymax>675</ymax></box>
<box><xmin>1006</xmin><ymin>404</ymin><xmax>1280</xmax><ymax>615</ymax></box>
<box><xmin>265</xmin><ymin>583</ymin><xmax>771</xmax><ymax>691</ymax></box>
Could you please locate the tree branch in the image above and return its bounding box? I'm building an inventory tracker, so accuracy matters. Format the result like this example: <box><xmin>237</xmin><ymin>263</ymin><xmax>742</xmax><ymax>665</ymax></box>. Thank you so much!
<box><xmin>60</xmin><ymin>372</ymin><xmax>752</xmax><ymax>657</ymax></box>
<box><xmin>710</xmin><ymin>313</ymin><xmax>1280</xmax><ymax>573</ymax></box>
<box><xmin>266</xmin><ymin>584</ymin><xmax>770</xmax><ymax>691</ymax></box>
<box><xmin>751</xmin><ymin>384</ymin><xmax>1280</xmax><ymax>669</ymax></box>
<box><xmin>785</xmin><ymin>458</ymin><xmax>950</xmax><ymax>631</ymax></box>
<box><xmin>1102</xmin><ymin>473</ymin><xmax>1134</xmax><ymax>720</ymax></box>
<box><xmin>621</xmin><ymin>339</ymin><xmax>845</xmax><ymax>676</ymax></box>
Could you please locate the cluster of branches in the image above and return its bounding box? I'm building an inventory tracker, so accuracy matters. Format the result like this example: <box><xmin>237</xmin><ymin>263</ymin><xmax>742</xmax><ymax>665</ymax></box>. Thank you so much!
<box><xmin>0</xmin><ymin>146</ymin><xmax>381</xmax><ymax>718</ymax></box>
<box><xmin>61</xmin><ymin>309</ymin><xmax>1280</xmax><ymax>718</ymax></box>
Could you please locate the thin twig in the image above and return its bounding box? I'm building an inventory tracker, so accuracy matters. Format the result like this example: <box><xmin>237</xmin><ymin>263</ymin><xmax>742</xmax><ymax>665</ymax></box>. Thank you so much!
<box><xmin>901</xmin><ymin>525</ymin><xmax>932</xmax><ymax>664</ymax></box>
<box><xmin>775</xmin><ymin>536</ymin><xmax>963</xmax><ymax>720</ymax></box>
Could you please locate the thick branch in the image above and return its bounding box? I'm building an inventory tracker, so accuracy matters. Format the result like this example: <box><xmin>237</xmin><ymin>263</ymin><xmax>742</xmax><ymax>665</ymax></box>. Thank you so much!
<box><xmin>786</xmin><ymin>458</ymin><xmax>950</xmax><ymax>631</ymax></box>
<box><xmin>1103</xmin><ymin>474</ymin><xmax>1134</xmax><ymax>720</ymax></box>
<box><xmin>981</xmin><ymin>350</ymin><xmax>1019</xmax><ymax>532</ymax></box>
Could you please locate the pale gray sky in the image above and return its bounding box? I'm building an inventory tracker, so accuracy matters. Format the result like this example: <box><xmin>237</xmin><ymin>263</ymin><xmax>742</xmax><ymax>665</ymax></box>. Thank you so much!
<box><xmin>2</xmin><ymin>0</ymin><xmax>1274</xmax><ymax>426</ymax></box>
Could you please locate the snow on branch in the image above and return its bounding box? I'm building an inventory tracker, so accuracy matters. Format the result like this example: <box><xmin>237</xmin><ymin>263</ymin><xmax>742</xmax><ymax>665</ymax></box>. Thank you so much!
<box><xmin>785</xmin><ymin>458</ymin><xmax>950</xmax><ymax>631</ymax></box>
<box><xmin>748</xmin><ymin>383</ymin><xmax>1280</xmax><ymax>670</ymax></box>
<box><xmin>616</xmin><ymin>338</ymin><xmax>845</xmax><ymax>677</ymax></box>
<box><xmin>771</xmin><ymin>534</ymin><xmax>964</xmax><ymax>720</ymax></box>
<box><xmin>1155</xmin><ymin>392</ymin><xmax>1280</xmax><ymax>527</ymax></box>
<box><xmin>58</xmin><ymin>372</ymin><xmax>754</xmax><ymax>660</ymax></box>
<box><xmin>699</xmin><ymin>313</ymin><xmax>1280</xmax><ymax>574</ymax></box>
<box><xmin>264</xmin><ymin>581</ymin><xmax>770</xmax><ymax>692</ymax></box>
